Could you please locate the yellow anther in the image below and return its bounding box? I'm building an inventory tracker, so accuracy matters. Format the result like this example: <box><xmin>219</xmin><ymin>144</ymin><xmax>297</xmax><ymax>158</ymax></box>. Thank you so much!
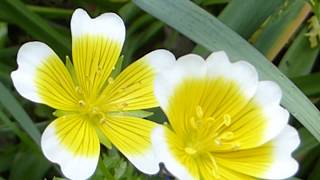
<box><xmin>185</xmin><ymin>147</ymin><xmax>197</xmax><ymax>155</ymax></box>
<box><xmin>220</xmin><ymin>131</ymin><xmax>234</xmax><ymax>140</ymax></box>
<box><xmin>75</xmin><ymin>86</ymin><xmax>83</xmax><ymax>94</ymax></box>
<box><xmin>223</xmin><ymin>114</ymin><xmax>231</xmax><ymax>126</ymax></box>
<box><xmin>118</xmin><ymin>102</ymin><xmax>128</xmax><ymax>110</ymax></box>
<box><xmin>78</xmin><ymin>100</ymin><xmax>86</xmax><ymax>107</ymax></box>
<box><xmin>232</xmin><ymin>142</ymin><xmax>241</xmax><ymax>150</ymax></box>
<box><xmin>206</xmin><ymin>117</ymin><xmax>215</xmax><ymax>122</ymax></box>
<box><xmin>196</xmin><ymin>105</ymin><xmax>204</xmax><ymax>118</ymax></box>
<box><xmin>99</xmin><ymin>117</ymin><xmax>107</xmax><ymax>124</ymax></box>
<box><xmin>214</xmin><ymin>138</ymin><xmax>222</xmax><ymax>146</ymax></box>
<box><xmin>108</xmin><ymin>77</ymin><xmax>114</xmax><ymax>84</ymax></box>
<box><xmin>190</xmin><ymin>117</ymin><xmax>198</xmax><ymax>129</ymax></box>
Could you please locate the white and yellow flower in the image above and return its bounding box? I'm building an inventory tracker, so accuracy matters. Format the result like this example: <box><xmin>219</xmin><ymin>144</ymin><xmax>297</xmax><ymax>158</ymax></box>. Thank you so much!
<box><xmin>11</xmin><ymin>8</ymin><xmax>175</xmax><ymax>179</ymax></box>
<box><xmin>152</xmin><ymin>51</ymin><xmax>300</xmax><ymax>179</ymax></box>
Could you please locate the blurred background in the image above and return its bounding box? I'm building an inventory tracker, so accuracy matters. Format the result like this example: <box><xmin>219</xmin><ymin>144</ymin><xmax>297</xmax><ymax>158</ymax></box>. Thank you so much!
<box><xmin>0</xmin><ymin>0</ymin><xmax>320</xmax><ymax>179</ymax></box>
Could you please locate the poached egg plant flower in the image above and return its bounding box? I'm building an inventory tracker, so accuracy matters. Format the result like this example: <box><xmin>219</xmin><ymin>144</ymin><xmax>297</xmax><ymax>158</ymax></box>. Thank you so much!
<box><xmin>152</xmin><ymin>51</ymin><xmax>300</xmax><ymax>179</ymax></box>
<box><xmin>11</xmin><ymin>8</ymin><xmax>175</xmax><ymax>179</ymax></box>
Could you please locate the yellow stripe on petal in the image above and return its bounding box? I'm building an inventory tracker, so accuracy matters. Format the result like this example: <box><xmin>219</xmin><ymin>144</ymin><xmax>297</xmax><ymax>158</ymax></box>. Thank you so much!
<box><xmin>11</xmin><ymin>42</ymin><xmax>78</xmax><ymax>111</ymax></box>
<box><xmin>163</xmin><ymin>77</ymin><xmax>267</xmax><ymax>150</ymax></box>
<box><xmin>71</xmin><ymin>9</ymin><xmax>125</xmax><ymax>101</ymax></box>
<box><xmin>152</xmin><ymin>126</ymin><xmax>199</xmax><ymax>180</ymax></box>
<box><xmin>41</xmin><ymin>115</ymin><xmax>100</xmax><ymax>179</ymax></box>
<box><xmin>98</xmin><ymin>49</ymin><xmax>175</xmax><ymax>111</ymax></box>
<box><xmin>215</xmin><ymin>126</ymin><xmax>299</xmax><ymax>179</ymax></box>
<box><xmin>99</xmin><ymin>115</ymin><xmax>160</xmax><ymax>174</ymax></box>
<box><xmin>218</xmin><ymin>166</ymin><xmax>255</xmax><ymax>180</ymax></box>
<box><xmin>72</xmin><ymin>35</ymin><xmax>122</xmax><ymax>100</ymax></box>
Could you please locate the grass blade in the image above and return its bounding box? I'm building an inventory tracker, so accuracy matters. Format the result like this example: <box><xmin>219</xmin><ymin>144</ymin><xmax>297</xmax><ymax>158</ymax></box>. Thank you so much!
<box><xmin>0</xmin><ymin>82</ymin><xmax>41</xmax><ymax>145</ymax></box>
<box><xmin>252</xmin><ymin>0</ymin><xmax>311</xmax><ymax>60</ymax></box>
<box><xmin>133</xmin><ymin>0</ymin><xmax>320</xmax><ymax>141</ymax></box>
<box><xmin>279</xmin><ymin>26</ymin><xmax>320</xmax><ymax>77</ymax></box>
<box><xmin>292</xmin><ymin>73</ymin><xmax>320</xmax><ymax>97</ymax></box>
<box><xmin>0</xmin><ymin>0</ymin><xmax>70</xmax><ymax>56</ymax></box>
<box><xmin>193</xmin><ymin>0</ymin><xmax>285</xmax><ymax>57</ymax></box>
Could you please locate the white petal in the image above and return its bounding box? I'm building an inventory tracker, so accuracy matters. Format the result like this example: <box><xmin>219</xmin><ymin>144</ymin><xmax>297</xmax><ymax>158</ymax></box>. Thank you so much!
<box><xmin>11</xmin><ymin>42</ymin><xmax>57</xmax><ymax>103</ymax></box>
<box><xmin>152</xmin><ymin>126</ymin><xmax>194</xmax><ymax>180</ymax></box>
<box><xmin>144</xmin><ymin>49</ymin><xmax>176</xmax><ymax>73</ymax></box>
<box><xmin>154</xmin><ymin>54</ymin><xmax>206</xmax><ymax>109</ymax></box>
<box><xmin>71</xmin><ymin>8</ymin><xmax>125</xmax><ymax>43</ymax></box>
<box><xmin>206</xmin><ymin>51</ymin><xmax>258</xmax><ymax>99</ymax></box>
<box><xmin>126</xmin><ymin>149</ymin><xmax>160</xmax><ymax>174</ymax></box>
<box><xmin>263</xmin><ymin>125</ymin><xmax>300</xmax><ymax>179</ymax></box>
<box><xmin>254</xmin><ymin>81</ymin><xmax>289</xmax><ymax>143</ymax></box>
<box><xmin>41</xmin><ymin>119</ymin><xmax>100</xmax><ymax>180</ymax></box>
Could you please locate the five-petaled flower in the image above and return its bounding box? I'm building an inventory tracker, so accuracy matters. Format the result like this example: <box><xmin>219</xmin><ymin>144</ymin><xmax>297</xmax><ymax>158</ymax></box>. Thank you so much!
<box><xmin>11</xmin><ymin>8</ymin><xmax>175</xmax><ymax>179</ymax></box>
<box><xmin>151</xmin><ymin>51</ymin><xmax>300</xmax><ymax>180</ymax></box>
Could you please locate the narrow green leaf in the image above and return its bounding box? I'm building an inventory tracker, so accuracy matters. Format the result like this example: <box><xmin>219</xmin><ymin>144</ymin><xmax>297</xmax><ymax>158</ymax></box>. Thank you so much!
<box><xmin>252</xmin><ymin>0</ymin><xmax>310</xmax><ymax>60</ymax></box>
<box><xmin>0</xmin><ymin>22</ymin><xmax>7</xmax><ymax>47</ymax></box>
<box><xmin>118</xmin><ymin>2</ymin><xmax>141</xmax><ymax>23</ymax></box>
<box><xmin>110</xmin><ymin>55</ymin><xmax>124</xmax><ymax>78</ymax></box>
<box><xmin>279</xmin><ymin>26</ymin><xmax>320</xmax><ymax>77</ymax></box>
<box><xmin>109</xmin><ymin>110</ymin><xmax>154</xmax><ymax>118</ymax></box>
<box><xmin>308</xmin><ymin>156</ymin><xmax>320</xmax><ymax>180</ymax></box>
<box><xmin>133</xmin><ymin>0</ymin><xmax>320</xmax><ymax>141</ymax></box>
<box><xmin>122</xmin><ymin>21</ymin><xmax>163</xmax><ymax>67</ymax></box>
<box><xmin>200</xmin><ymin>0</ymin><xmax>230</xmax><ymax>6</ymax></box>
<box><xmin>9</xmin><ymin>148</ymin><xmax>50</xmax><ymax>180</ymax></box>
<box><xmin>193</xmin><ymin>0</ymin><xmax>285</xmax><ymax>56</ymax></box>
<box><xmin>0</xmin><ymin>111</ymin><xmax>35</xmax><ymax>148</ymax></box>
<box><xmin>219</xmin><ymin>0</ymin><xmax>285</xmax><ymax>39</ymax></box>
<box><xmin>0</xmin><ymin>47</ymin><xmax>18</xmax><ymax>61</ymax></box>
<box><xmin>294</xmin><ymin>128</ymin><xmax>319</xmax><ymax>159</ymax></box>
<box><xmin>0</xmin><ymin>82</ymin><xmax>41</xmax><ymax>144</ymax></box>
<box><xmin>27</xmin><ymin>5</ymin><xmax>73</xmax><ymax>19</ymax></box>
<box><xmin>0</xmin><ymin>0</ymin><xmax>70</xmax><ymax>56</ymax></box>
<box><xmin>96</xmin><ymin>128</ymin><xmax>112</xmax><ymax>149</ymax></box>
<box><xmin>98</xmin><ymin>156</ymin><xmax>114</xmax><ymax>180</ymax></box>
<box><xmin>291</xmin><ymin>73</ymin><xmax>320</xmax><ymax>97</ymax></box>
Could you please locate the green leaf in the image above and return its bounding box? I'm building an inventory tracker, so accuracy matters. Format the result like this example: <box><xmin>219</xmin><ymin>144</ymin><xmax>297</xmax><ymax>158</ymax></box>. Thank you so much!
<box><xmin>252</xmin><ymin>0</ymin><xmax>310</xmax><ymax>60</ymax></box>
<box><xmin>9</xmin><ymin>147</ymin><xmax>50</xmax><ymax>180</ymax></box>
<box><xmin>122</xmin><ymin>21</ymin><xmax>164</xmax><ymax>67</ymax></box>
<box><xmin>291</xmin><ymin>73</ymin><xmax>320</xmax><ymax>97</ymax></box>
<box><xmin>27</xmin><ymin>5</ymin><xmax>73</xmax><ymax>20</ymax></box>
<box><xmin>110</xmin><ymin>55</ymin><xmax>124</xmax><ymax>78</ymax></box>
<box><xmin>0</xmin><ymin>22</ymin><xmax>7</xmax><ymax>47</ymax></box>
<box><xmin>0</xmin><ymin>144</ymin><xmax>15</xmax><ymax>173</ymax></box>
<box><xmin>308</xmin><ymin>156</ymin><xmax>320</xmax><ymax>180</ymax></box>
<box><xmin>65</xmin><ymin>56</ymin><xmax>78</xmax><ymax>85</ymax></box>
<box><xmin>279</xmin><ymin>26</ymin><xmax>320</xmax><ymax>77</ymax></box>
<box><xmin>0</xmin><ymin>82</ymin><xmax>41</xmax><ymax>145</ymax></box>
<box><xmin>219</xmin><ymin>0</ymin><xmax>285</xmax><ymax>39</ymax></box>
<box><xmin>133</xmin><ymin>0</ymin><xmax>320</xmax><ymax>141</ymax></box>
<box><xmin>294</xmin><ymin>127</ymin><xmax>319</xmax><ymax>159</ymax></box>
<box><xmin>193</xmin><ymin>0</ymin><xmax>285</xmax><ymax>57</ymax></box>
<box><xmin>96</xmin><ymin>128</ymin><xmax>112</xmax><ymax>149</ymax></box>
<box><xmin>52</xmin><ymin>177</ymin><xmax>68</xmax><ymax>180</ymax></box>
<box><xmin>0</xmin><ymin>0</ymin><xmax>70</xmax><ymax>56</ymax></box>
<box><xmin>109</xmin><ymin>110</ymin><xmax>154</xmax><ymax>118</ymax></box>
<box><xmin>98</xmin><ymin>156</ymin><xmax>114</xmax><ymax>180</ymax></box>
<box><xmin>0</xmin><ymin>111</ymin><xmax>35</xmax><ymax>148</ymax></box>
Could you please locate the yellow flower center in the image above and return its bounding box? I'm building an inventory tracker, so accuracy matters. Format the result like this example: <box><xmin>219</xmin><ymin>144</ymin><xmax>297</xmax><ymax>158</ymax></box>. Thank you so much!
<box><xmin>181</xmin><ymin>105</ymin><xmax>241</xmax><ymax>178</ymax></box>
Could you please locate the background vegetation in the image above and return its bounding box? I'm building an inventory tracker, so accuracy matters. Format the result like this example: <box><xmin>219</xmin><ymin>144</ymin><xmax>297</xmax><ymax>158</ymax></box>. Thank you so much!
<box><xmin>0</xmin><ymin>0</ymin><xmax>320</xmax><ymax>179</ymax></box>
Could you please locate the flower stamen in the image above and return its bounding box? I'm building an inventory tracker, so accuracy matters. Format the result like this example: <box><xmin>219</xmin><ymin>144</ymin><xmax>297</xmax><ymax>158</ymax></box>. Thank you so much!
<box><xmin>185</xmin><ymin>147</ymin><xmax>197</xmax><ymax>155</ymax></box>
